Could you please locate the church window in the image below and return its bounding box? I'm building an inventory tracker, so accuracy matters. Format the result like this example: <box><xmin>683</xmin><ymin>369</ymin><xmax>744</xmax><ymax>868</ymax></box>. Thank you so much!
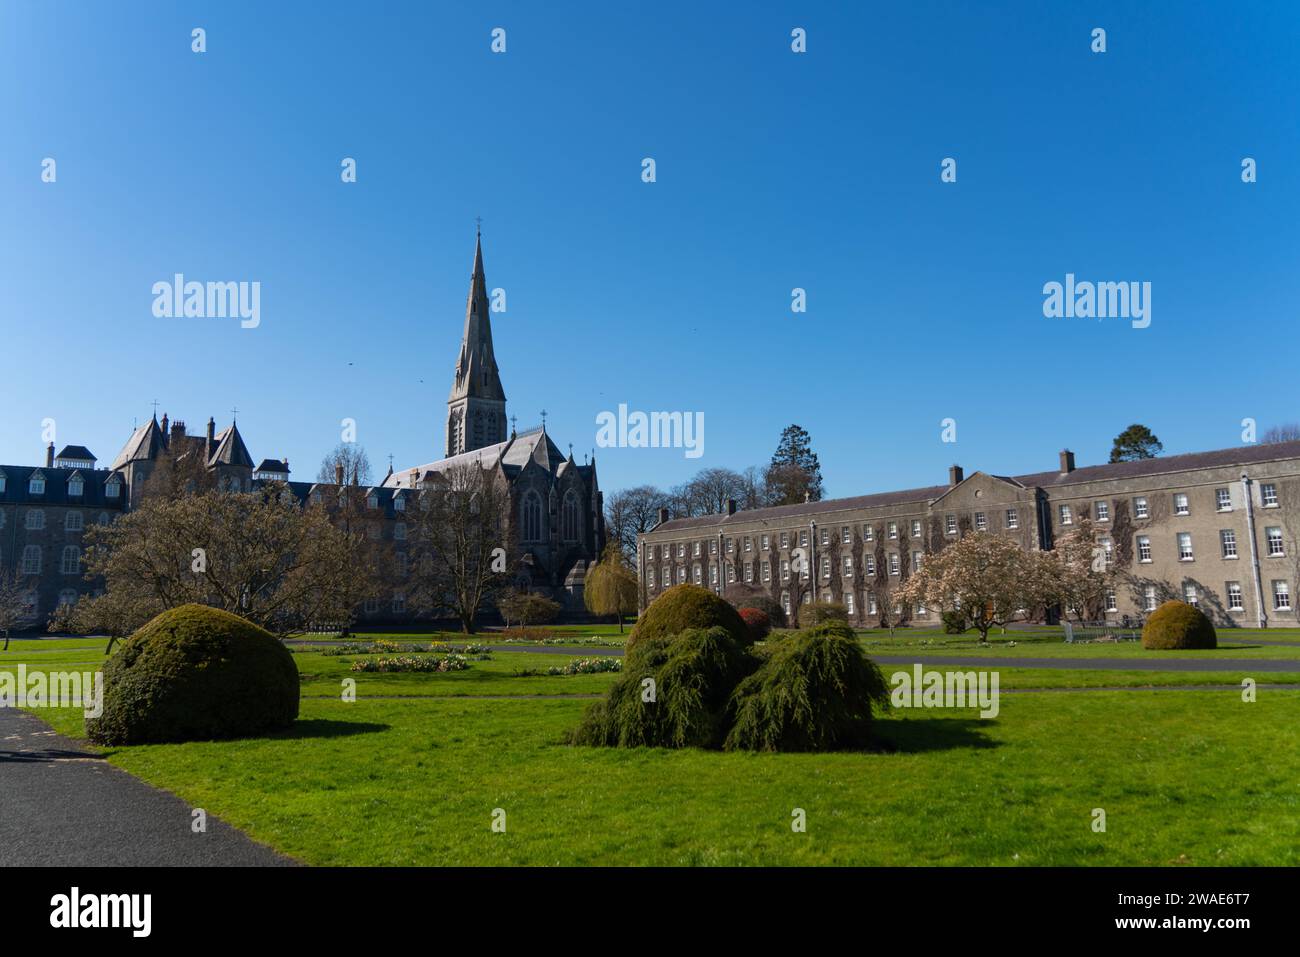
<box><xmin>562</xmin><ymin>491</ymin><xmax>580</xmax><ymax>542</ymax></box>
<box><xmin>522</xmin><ymin>491</ymin><xmax>543</xmax><ymax>542</ymax></box>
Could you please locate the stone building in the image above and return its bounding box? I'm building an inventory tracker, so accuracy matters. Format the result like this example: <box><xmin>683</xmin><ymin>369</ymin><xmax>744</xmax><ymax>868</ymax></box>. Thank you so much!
<box><xmin>0</xmin><ymin>232</ymin><xmax>603</xmax><ymax>627</ymax></box>
<box><xmin>638</xmin><ymin>441</ymin><xmax>1300</xmax><ymax>629</ymax></box>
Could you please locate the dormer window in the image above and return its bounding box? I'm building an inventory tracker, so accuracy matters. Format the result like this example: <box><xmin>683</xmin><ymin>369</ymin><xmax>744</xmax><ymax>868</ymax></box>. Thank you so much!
<box><xmin>105</xmin><ymin>478</ymin><xmax>120</xmax><ymax>499</ymax></box>
<box><xmin>0</xmin><ymin>473</ymin><xmax>6</xmax><ymax>493</ymax></box>
<box><xmin>29</xmin><ymin>476</ymin><xmax>45</xmax><ymax>495</ymax></box>
<box><xmin>367</xmin><ymin>494</ymin><xmax>379</xmax><ymax>509</ymax></box>
<box><xmin>393</xmin><ymin>495</ymin><xmax>405</xmax><ymax>512</ymax></box>
<box><xmin>68</xmin><ymin>477</ymin><xmax>84</xmax><ymax>497</ymax></box>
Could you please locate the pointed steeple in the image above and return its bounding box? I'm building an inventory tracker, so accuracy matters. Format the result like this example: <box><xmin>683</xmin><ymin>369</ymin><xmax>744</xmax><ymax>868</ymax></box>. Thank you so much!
<box><xmin>450</xmin><ymin>231</ymin><xmax>505</xmax><ymax>404</ymax></box>
<box><xmin>446</xmin><ymin>229</ymin><xmax>508</xmax><ymax>456</ymax></box>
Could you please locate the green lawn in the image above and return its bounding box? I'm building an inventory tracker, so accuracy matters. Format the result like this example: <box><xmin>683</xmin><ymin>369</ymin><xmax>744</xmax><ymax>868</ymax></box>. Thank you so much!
<box><xmin>5</xmin><ymin>631</ymin><xmax>1298</xmax><ymax>866</ymax></box>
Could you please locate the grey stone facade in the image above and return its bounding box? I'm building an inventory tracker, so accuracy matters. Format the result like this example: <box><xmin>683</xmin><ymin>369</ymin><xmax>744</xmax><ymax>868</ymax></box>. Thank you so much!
<box><xmin>638</xmin><ymin>442</ymin><xmax>1300</xmax><ymax>629</ymax></box>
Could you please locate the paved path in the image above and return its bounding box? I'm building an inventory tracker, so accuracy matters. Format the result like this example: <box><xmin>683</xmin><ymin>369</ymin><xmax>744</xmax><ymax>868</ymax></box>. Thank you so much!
<box><xmin>871</xmin><ymin>654</ymin><xmax>1300</xmax><ymax>672</ymax></box>
<box><xmin>0</xmin><ymin>708</ymin><xmax>295</xmax><ymax>866</ymax></box>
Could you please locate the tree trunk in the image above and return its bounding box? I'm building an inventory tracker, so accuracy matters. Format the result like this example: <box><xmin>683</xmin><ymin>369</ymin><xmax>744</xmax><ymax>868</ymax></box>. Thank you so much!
<box><xmin>614</xmin><ymin>612</ymin><xmax>623</xmax><ymax>633</ymax></box>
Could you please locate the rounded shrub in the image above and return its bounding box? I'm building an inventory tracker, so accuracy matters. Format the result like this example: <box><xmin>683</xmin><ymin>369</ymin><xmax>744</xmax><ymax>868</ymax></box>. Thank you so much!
<box><xmin>627</xmin><ymin>584</ymin><xmax>750</xmax><ymax>650</ymax></box>
<box><xmin>724</xmin><ymin>620</ymin><xmax>889</xmax><ymax>752</ymax></box>
<box><xmin>1142</xmin><ymin>600</ymin><xmax>1217</xmax><ymax>650</ymax></box>
<box><xmin>571</xmin><ymin>626</ymin><xmax>754</xmax><ymax>748</ymax></box>
<box><xmin>87</xmin><ymin>604</ymin><xmax>300</xmax><ymax>745</ymax></box>
<box><xmin>798</xmin><ymin>600</ymin><xmax>849</xmax><ymax>628</ymax></box>
<box><xmin>725</xmin><ymin>588</ymin><xmax>788</xmax><ymax>629</ymax></box>
<box><xmin>738</xmin><ymin>607</ymin><xmax>772</xmax><ymax>642</ymax></box>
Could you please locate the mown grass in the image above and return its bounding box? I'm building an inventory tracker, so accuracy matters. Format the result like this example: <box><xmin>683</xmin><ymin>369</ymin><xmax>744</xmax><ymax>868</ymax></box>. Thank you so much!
<box><xmin>5</xmin><ymin>632</ymin><xmax>1298</xmax><ymax>866</ymax></box>
<box><xmin>19</xmin><ymin>690</ymin><xmax>1298</xmax><ymax>866</ymax></box>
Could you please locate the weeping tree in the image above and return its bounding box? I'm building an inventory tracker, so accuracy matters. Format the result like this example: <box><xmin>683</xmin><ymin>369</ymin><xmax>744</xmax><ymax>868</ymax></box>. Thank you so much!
<box><xmin>584</xmin><ymin>543</ymin><xmax>639</xmax><ymax>632</ymax></box>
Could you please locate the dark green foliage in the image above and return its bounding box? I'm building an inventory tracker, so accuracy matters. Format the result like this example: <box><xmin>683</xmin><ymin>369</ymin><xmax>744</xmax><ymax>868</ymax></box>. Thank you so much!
<box><xmin>941</xmin><ymin>609</ymin><xmax>969</xmax><ymax>634</ymax></box>
<box><xmin>724</xmin><ymin>621</ymin><xmax>889</xmax><ymax>752</ymax></box>
<box><xmin>1110</xmin><ymin>424</ymin><xmax>1163</xmax><ymax>463</ymax></box>
<box><xmin>571</xmin><ymin>626</ymin><xmax>754</xmax><ymax>748</ymax></box>
<box><xmin>627</xmin><ymin>583</ymin><xmax>750</xmax><ymax>649</ymax></box>
<box><xmin>1142</xmin><ymin>600</ymin><xmax>1217</xmax><ymax>650</ymax></box>
<box><xmin>87</xmin><ymin>604</ymin><xmax>299</xmax><ymax>745</ymax></box>
<box><xmin>738</xmin><ymin>607</ymin><xmax>772</xmax><ymax>641</ymax></box>
<box><xmin>800</xmin><ymin>600</ymin><xmax>848</xmax><ymax>627</ymax></box>
<box><xmin>728</xmin><ymin>590</ymin><xmax>787</xmax><ymax>629</ymax></box>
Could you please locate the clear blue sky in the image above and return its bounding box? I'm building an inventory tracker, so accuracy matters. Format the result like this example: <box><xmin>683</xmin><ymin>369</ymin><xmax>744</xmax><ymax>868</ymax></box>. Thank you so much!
<box><xmin>2</xmin><ymin>1</ymin><xmax>1296</xmax><ymax>497</ymax></box>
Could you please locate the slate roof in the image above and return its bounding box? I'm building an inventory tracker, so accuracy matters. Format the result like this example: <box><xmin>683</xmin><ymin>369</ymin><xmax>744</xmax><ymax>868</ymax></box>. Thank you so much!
<box><xmin>0</xmin><ymin>465</ymin><xmax>126</xmax><ymax>509</ymax></box>
<box><xmin>384</xmin><ymin>427</ymin><xmax>582</xmax><ymax>489</ymax></box>
<box><xmin>255</xmin><ymin>458</ymin><xmax>289</xmax><ymax>473</ymax></box>
<box><xmin>651</xmin><ymin>440</ymin><xmax>1300</xmax><ymax>533</ymax></box>
<box><xmin>207</xmin><ymin>424</ymin><xmax>254</xmax><ymax>469</ymax></box>
<box><xmin>55</xmin><ymin>445</ymin><xmax>96</xmax><ymax>462</ymax></box>
<box><xmin>108</xmin><ymin>417</ymin><xmax>167</xmax><ymax>470</ymax></box>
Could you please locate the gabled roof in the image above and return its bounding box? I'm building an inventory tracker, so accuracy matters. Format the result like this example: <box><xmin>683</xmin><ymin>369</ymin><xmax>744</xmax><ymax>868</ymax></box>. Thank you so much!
<box><xmin>109</xmin><ymin>417</ymin><xmax>166</xmax><ymax>470</ymax></box>
<box><xmin>384</xmin><ymin>427</ymin><xmax>572</xmax><ymax>490</ymax></box>
<box><xmin>649</xmin><ymin>439</ymin><xmax>1300</xmax><ymax>534</ymax></box>
<box><xmin>208</xmin><ymin>423</ymin><xmax>254</xmax><ymax>469</ymax></box>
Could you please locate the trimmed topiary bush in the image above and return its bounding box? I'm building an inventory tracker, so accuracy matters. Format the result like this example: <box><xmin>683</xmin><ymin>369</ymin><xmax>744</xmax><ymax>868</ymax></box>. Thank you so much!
<box><xmin>627</xmin><ymin>584</ymin><xmax>750</xmax><ymax>650</ymax></box>
<box><xmin>738</xmin><ymin>607</ymin><xmax>772</xmax><ymax>642</ymax></box>
<box><xmin>723</xmin><ymin>620</ymin><xmax>889</xmax><ymax>752</ymax></box>
<box><xmin>725</xmin><ymin>588</ymin><xmax>788</xmax><ymax>629</ymax></box>
<box><xmin>87</xmin><ymin>604</ymin><xmax>299</xmax><ymax>745</ymax></box>
<box><xmin>571</xmin><ymin>626</ymin><xmax>755</xmax><ymax>748</ymax></box>
<box><xmin>798</xmin><ymin>600</ymin><xmax>849</xmax><ymax>627</ymax></box>
<box><xmin>1142</xmin><ymin>600</ymin><xmax>1217</xmax><ymax>650</ymax></box>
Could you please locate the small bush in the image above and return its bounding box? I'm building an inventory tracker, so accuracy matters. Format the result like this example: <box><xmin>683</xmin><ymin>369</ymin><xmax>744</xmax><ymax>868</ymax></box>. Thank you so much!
<box><xmin>627</xmin><ymin>584</ymin><xmax>750</xmax><ymax>650</ymax></box>
<box><xmin>547</xmin><ymin>657</ymin><xmax>623</xmax><ymax>675</ymax></box>
<box><xmin>739</xmin><ymin>607</ymin><xmax>772</xmax><ymax>642</ymax></box>
<box><xmin>87</xmin><ymin>604</ymin><xmax>298</xmax><ymax>745</ymax></box>
<box><xmin>941</xmin><ymin>610</ymin><xmax>969</xmax><ymax>635</ymax></box>
<box><xmin>724</xmin><ymin>620</ymin><xmax>889</xmax><ymax>752</ymax></box>
<box><xmin>571</xmin><ymin>626</ymin><xmax>754</xmax><ymax>748</ymax></box>
<box><xmin>497</xmin><ymin>592</ymin><xmax>561</xmax><ymax>627</ymax></box>
<box><xmin>1142</xmin><ymin>601</ymin><xmax>1217</xmax><ymax>650</ymax></box>
<box><xmin>725</xmin><ymin>588</ymin><xmax>788</xmax><ymax>629</ymax></box>
<box><xmin>799</xmin><ymin>601</ymin><xmax>849</xmax><ymax>627</ymax></box>
<box><xmin>350</xmin><ymin>655</ymin><xmax>471</xmax><ymax>672</ymax></box>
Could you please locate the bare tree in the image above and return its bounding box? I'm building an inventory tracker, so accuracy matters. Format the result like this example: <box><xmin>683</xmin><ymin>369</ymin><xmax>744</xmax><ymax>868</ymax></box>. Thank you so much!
<box><xmin>406</xmin><ymin>461</ymin><xmax>514</xmax><ymax>633</ymax></box>
<box><xmin>74</xmin><ymin>484</ymin><xmax>369</xmax><ymax>639</ymax></box>
<box><xmin>1261</xmin><ymin>423</ymin><xmax>1300</xmax><ymax>444</ymax></box>
<box><xmin>0</xmin><ymin>568</ymin><xmax>28</xmax><ymax>651</ymax></box>
<box><xmin>318</xmin><ymin>443</ymin><xmax>373</xmax><ymax>487</ymax></box>
<box><xmin>604</xmin><ymin>485</ymin><xmax>671</xmax><ymax>561</ymax></box>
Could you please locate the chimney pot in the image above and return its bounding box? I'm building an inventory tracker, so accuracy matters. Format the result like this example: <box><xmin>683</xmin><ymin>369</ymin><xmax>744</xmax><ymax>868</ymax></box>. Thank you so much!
<box><xmin>949</xmin><ymin>464</ymin><xmax>964</xmax><ymax>486</ymax></box>
<box><xmin>1059</xmin><ymin>449</ymin><xmax>1075</xmax><ymax>474</ymax></box>
<box><xmin>725</xmin><ymin>498</ymin><xmax>737</xmax><ymax>516</ymax></box>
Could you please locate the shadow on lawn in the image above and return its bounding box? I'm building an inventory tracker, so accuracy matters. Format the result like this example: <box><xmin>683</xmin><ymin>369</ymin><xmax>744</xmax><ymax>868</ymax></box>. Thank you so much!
<box><xmin>874</xmin><ymin>716</ymin><xmax>1001</xmax><ymax>755</ymax></box>
<box><xmin>271</xmin><ymin>719</ymin><xmax>390</xmax><ymax>740</ymax></box>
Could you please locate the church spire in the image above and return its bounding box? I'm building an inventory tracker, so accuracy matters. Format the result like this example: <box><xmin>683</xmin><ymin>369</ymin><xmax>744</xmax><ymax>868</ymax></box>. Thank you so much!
<box><xmin>446</xmin><ymin>228</ymin><xmax>507</xmax><ymax>456</ymax></box>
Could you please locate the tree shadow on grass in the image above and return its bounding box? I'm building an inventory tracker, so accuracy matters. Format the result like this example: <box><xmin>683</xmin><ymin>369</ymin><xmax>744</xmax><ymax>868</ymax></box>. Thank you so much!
<box><xmin>874</xmin><ymin>716</ymin><xmax>1001</xmax><ymax>755</ymax></box>
<box><xmin>268</xmin><ymin>719</ymin><xmax>390</xmax><ymax>740</ymax></box>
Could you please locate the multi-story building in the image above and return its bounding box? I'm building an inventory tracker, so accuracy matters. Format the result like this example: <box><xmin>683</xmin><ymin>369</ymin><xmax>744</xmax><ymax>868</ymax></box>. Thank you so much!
<box><xmin>0</xmin><ymin>233</ymin><xmax>603</xmax><ymax>628</ymax></box>
<box><xmin>638</xmin><ymin>441</ymin><xmax>1300</xmax><ymax>629</ymax></box>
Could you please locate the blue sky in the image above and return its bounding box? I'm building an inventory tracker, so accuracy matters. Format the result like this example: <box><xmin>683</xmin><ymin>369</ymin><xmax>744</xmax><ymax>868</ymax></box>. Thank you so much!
<box><xmin>1</xmin><ymin>1</ymin><xmax>1297</xmax><ymax>497</ymax></box>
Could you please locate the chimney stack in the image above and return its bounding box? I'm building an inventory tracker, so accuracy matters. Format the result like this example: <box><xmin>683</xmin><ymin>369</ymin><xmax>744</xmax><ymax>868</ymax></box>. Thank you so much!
<box><xmin>335</xmin><ymin>463</ymin><xmax>345</xmax><ymax>486</ymax></box>
<box><xmin>1059</xmin><ymin>449</ymin><xmax>1075</xmax><ymax>474</ymax></box>
<box><xmin>657</xmin><ymin>507</ymin><xmax>669</xmax><ymax>525</ymax></box>
<box><xmin>206</xmin><ymin>417</ymin><xmax>216</xmax><ymax>442</ymax></box>
<box><xmin>725</xmin><ymin>498</ymin><xmax>737</xmax><ymax>516</ymax></box>
<box><xmin>949</xmin><ymin>464</ymin><xmax>964</xmax><ymax>486</ymax></box>
<box><xmin>160</xmin><ymin>413</ymin><xmax>169</xmax><ymax>443</ymax></box>
<box><xmin>45</xmin><ymin>442</ymin><xmax>54</xmax><ymax>468</ymax></box>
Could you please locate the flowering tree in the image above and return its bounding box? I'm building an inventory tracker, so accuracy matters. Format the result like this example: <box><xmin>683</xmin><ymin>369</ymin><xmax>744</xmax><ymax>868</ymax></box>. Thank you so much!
<box><xmin>1040</xmin><ymin>518</ymin><xmax>1114</xmax><ymax>623</ymax></box>
<box><xmin>896</xmin><ymin>532</ymin><xmax>1048</xmax><ymax>643</ymax></box>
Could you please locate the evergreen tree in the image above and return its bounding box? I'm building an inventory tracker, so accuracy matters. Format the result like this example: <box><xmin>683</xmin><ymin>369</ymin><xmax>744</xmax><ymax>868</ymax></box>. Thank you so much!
<box><xmin>765</xmin><ymin>424</ymin><xmax>824</xmax><ymax>505</ymax></box>
<box><xmin>1109</xmin><ymin>424</ymin><xmax>1163</xmax><ymax>463</ymax></box>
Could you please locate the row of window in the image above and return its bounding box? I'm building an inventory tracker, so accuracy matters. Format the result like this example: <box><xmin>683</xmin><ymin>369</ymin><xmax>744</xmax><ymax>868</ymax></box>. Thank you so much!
<box><xmin>1126</xmin><ymin>528</ymin><xmax>1288</xmax><ymax>563</ymax></box>
<box><xmin>0</xmin><ymin>509</ymin><xmax>112</xmax><ymax>532</ymax></box>
<box><xmin>1058</xmin><ymin>483</ymin><xmax>1281</xmax><ymax>527</ymax></box>
<box><xmin>0</xmin><ymin>474</ymin><xmax>120</xmax><ymax>498</ymax></box>
<box><xmin>5</xmin><ymin>544</ymin><xmax>82</xmax><ymax>575</ymax></box>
